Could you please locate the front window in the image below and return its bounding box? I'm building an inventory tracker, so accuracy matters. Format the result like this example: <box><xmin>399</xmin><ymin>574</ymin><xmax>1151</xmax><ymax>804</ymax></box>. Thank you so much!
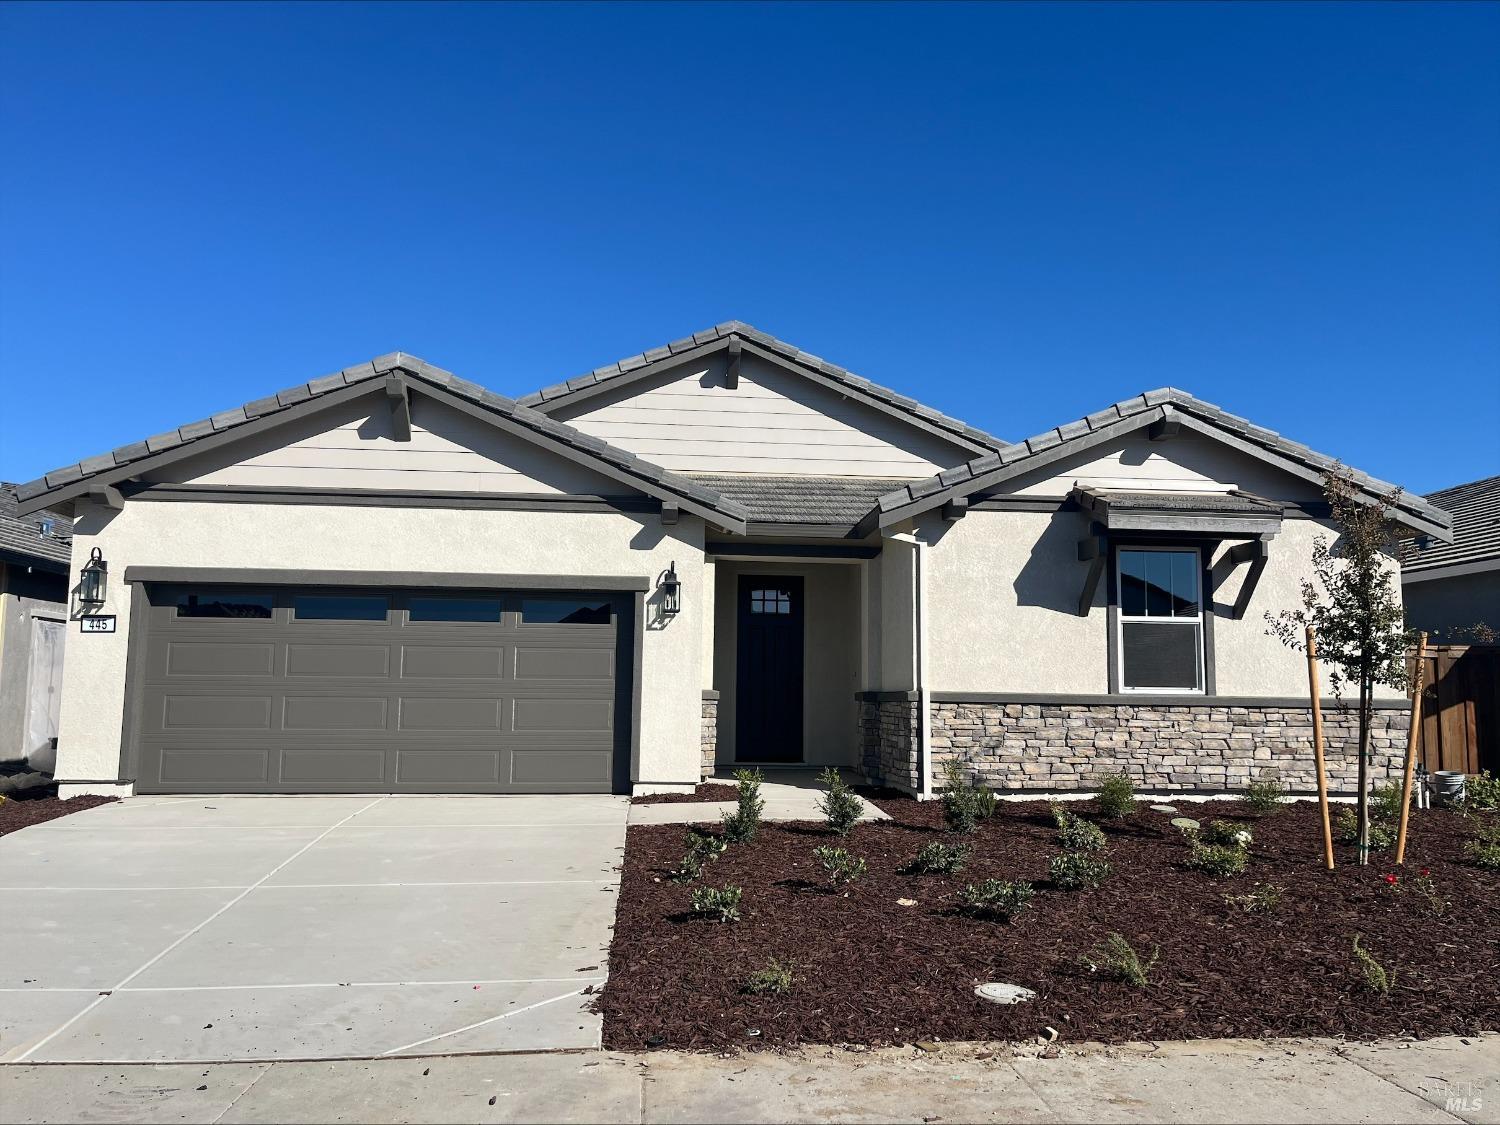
<box><xmin>1116</xmin><ymin>547</ymin><xmax>1204</xmax><ymax>693</ymax></box>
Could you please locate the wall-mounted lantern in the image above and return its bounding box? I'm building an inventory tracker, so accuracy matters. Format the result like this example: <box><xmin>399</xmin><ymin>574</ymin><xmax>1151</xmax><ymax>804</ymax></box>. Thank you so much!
<box><xmin>659</xmin><ymin>561</ymin><xmax>681</xmax><ymax>617</ymax></box>
<box><xmin>79</xmin><ymin>547</ymin><xmax>108</xmax><ymax>609</ymax></box>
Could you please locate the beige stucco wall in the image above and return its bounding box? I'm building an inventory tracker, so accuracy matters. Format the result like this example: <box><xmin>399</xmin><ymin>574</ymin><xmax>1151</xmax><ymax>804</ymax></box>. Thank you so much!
<box><xmin>56</xmin><ymin>498</ymin><xmax>707</xmax><ymax>790</ymax></box>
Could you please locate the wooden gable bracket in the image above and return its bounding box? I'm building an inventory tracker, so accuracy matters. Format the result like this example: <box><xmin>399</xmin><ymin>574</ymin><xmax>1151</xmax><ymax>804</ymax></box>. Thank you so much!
<box><xmin>384</xmin><ymin>373</ymin><xmax>412</xmax><ymax>442</ymax></box>
<box><xmin>942</xmin><ymin>496</ymin><xmax>969</xmax><ymax>523</ymax></box>
<box><xmin>87</xmin><ymin>483</ymin><xmax>124</xmax><ymax>510</ymax></box>
<box><xmin>660</xmin><ymin>501</ymin><xmax>681</xmax><ymax>527</ymax></box>
<box><xmin>1212</xmin><ymin>535</ymin><xmax>1273</xmax><ymax>620</ymax></box>
<box><xmin>725</xmin><ymin>336</ymin><xmax>743</xmax><ymax>389</ymax></box>
<box><xmin>1076</xmin><ymin>529</ymin><xmax>1108</xmax><ymax>617</ymax></box>
<box><xmin>1147</xmin><ymin>408</ymin><xmax>1181</xmax><ymax>442</ymax></box>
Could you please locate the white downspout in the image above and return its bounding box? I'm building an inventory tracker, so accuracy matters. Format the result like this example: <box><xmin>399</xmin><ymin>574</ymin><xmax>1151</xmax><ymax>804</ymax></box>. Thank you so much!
<box><xmin>889</xmin><ymin>531</ymin><xmax>931</xmax><ymax>800</ymax></box>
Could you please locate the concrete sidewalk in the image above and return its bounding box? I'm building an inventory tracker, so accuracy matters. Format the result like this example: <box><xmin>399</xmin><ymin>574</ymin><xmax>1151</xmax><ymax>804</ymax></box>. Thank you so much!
<box><xmin>2</xmin><ymin>1034</ymin><xmax>1494</xmax><ymax>1124</ymax></box>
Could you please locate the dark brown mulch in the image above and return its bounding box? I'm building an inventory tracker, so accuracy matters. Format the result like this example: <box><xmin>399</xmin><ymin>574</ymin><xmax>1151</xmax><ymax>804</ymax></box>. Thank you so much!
<box><xmin>0</xmin><ymin>787</ymin><xmax>118</xmax><ymax>835</ymax></box>
<box><xmin>600</xmin><ymin>797</ymin><xmax>1500</xmax><ymax>1051</ymax></box>
<box><xmin>631</xmin><ymin>783</ymin><xmax>741</xmax><ymax>805</ymax></box>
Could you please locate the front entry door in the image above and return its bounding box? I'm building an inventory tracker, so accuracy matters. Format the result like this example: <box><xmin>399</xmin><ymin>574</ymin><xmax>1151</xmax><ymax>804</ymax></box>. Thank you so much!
<box><xmin>735</xmin><ymin>575</ymin><xmax>804</xmax><ymax>762</ymax></box>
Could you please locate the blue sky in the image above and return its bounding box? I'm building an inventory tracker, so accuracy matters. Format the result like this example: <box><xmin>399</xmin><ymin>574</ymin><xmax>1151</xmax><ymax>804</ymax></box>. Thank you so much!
<box><xmin>2</xmin><ymin>1</ymin><xmax>1496</xmax><ymax>493</ymax></box>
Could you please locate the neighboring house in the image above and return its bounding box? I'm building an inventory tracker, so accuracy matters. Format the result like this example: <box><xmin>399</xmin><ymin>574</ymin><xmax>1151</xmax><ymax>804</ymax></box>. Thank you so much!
<box><xmin>1402</xmin><ymin>474</ymin><xmax>1500</xmax><ymax>643</ymax></box>
<box><xmin>0</xmin><ymin>483</ymin><xmax>72</xmax><ymax>776</ymax></box>
<box><xmin>12</xmin><ymin>323</ymin><xmax>1452</xmax><ymax>799</ymax></box>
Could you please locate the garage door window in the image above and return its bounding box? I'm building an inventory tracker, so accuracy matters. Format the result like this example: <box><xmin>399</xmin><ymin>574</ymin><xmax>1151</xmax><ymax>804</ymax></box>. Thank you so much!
<box><xmin>522</xmin><ymin>598</ymin><xmax>612</xmax><ymax>625</ymax></box>
<box><xmin>293</xmin><ymin>594</ymin><xmax>389</xmax><ymax>621</ymax></box>
<box><xmin>174</xmin><ymin>591</ymin><xmax>274</xmax><ymax>619</ymax></box>
<box><xmin>408</xmin><ymin>596</ymin><xmax>503</xmax><ymax>623</ymax></box>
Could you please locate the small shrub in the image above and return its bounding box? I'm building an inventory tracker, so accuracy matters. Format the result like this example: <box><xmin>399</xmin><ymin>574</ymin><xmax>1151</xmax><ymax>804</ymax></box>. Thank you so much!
<box><xmin>1199</xmin><ymin>819</ymin><xmax>1253</xmax><ymax>849</ymax></box>
<box><xmin>1050</xmin><ymin>850</ymin><xmax>1111</xmax><ymax>890</ymax></box>
<box><xmin>1242</xmin><ymin>775</ymin><xmax>1285</xmax><ymax>815</ymax></box>
<box><xmin>690</xmin><ymin>884</ymin><xmax>743</xmax><ymax>923</ymax></box>
<box><xmin>1395</xmin><ymin>868</ymin><xmax>1448</xmax><ymax>915</ymax></box>
<box><xmin>1335</xmin><ymin>807</ymin><xmax>1396</xmax><ymax>850</ymax></box>
<box><xmin>1466</xmin><ymin>770</ymin><xmax>1500</xmax><ymax>811</ymax></box>
<box><xmin>1052</xmin><ymin>805</ymin><xmax>1107</xmax><ymax>852</ymax></box>
<box><xmin>903</xmin><ymin>840</ymin><xmax>972</xmax><ymax>876</ymax></box>
<box><xmin>941</xmin><ymin>761</ymin><xmax>997</xmax><ymax>834</ymax></box>
<box><xmin>721</xmin><ymin>768</ymin><xmax>765</xmax><ymax>844</ymax></box>
<box><xmin>1351</xmin><ymin>934</ymin><xmax>1396</xmax><ymax>995</ymax></box>
<box><xmin>1465</xmin><ymin>817</ymin><xmax>1500</xmax><ymax>870</ymax></box>
<box><xmin>671</xmin><ymin>830</ymin><xmax>728</xmax><ymax>882</ymax></box>
<box><xmin>1187</xmin><ymin>840</ymin><xmax>1249</xmax><ymax>877</ymax></box>
<box><xmin>1372</xmin><ymin>780</ymin><xmax>1407</xmax><ymax>825</ymax></box>
<box><xmin>958</xmin><ymin>878</ymin><xmax>1034</xmax><ymax>921</ymax></box>
<box><xmin>816</xmin><ymin>767</ymin><xmax>863</xmax><ymax>836</ymax></box>
<box><xmin>1083</xmin><ymin>932</ymin><xmax>1159</xmax><ymax>987</ymax></box>
<box><xmin>813</xmin><ymin>845</ymin><xmax>867</xmax><ymax>888</ymax></box>
<box><xmin>1224</xmin><ymin>883</ymin><xmax>1284</xmax><ymax>913</ymax></box>
<box><xmin>1093</xmin><ymin>773</ymin><xmax>1136</xmax><ymax>819</ymax></box>
<box><xmin>741</xmin><ymin>958</ymin><xmax>794</xmax><ymax>995</ymax></box>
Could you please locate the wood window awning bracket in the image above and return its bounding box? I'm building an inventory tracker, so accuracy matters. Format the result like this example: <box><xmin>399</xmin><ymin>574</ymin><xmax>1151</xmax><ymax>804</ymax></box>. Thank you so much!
<box><xmin>725</xmin><ymin>337</ymin><xmax>742</xmax><ymax>389</ymax></box>
<box><xmin>1213</xmin><ymin>534</ymin><xmax>1273</xmax><ymax>619</ymax></box>
<box><xmin>1147</xmin><ymin>407</ymin><xmax>1181</xmax><ymax>442</ymax></box>
<box><xmin>385</xmin><ymin>373</ymin><xmax>412</xmax><ymax>441</ymax></box>
<box><xmin>660</xmin><ymin>501</ymin><xmax>680</xmax><ymax>527</ymax></box>
<box><xmin>1076</xmin><ymin>525</ymin><xmax>1108</xmax><ymax>617</ymax></box>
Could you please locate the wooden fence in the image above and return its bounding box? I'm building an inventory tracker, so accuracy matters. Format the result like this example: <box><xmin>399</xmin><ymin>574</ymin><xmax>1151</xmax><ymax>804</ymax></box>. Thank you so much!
<box><xmin>1411</xmin><ymin>644</ymin><xmax>1500</xmax><ymax>776</ymax></box>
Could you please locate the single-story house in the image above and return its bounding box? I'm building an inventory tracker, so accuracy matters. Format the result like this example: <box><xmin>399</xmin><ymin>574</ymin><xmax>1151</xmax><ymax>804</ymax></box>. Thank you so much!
<box><xmin>0</xmin><ymin>483</ymin><xmax>72</xmax><ymax>777</ymax></box>
<box><xmin>13</xmin><ymin>323</ymin><xmax>1452</xmax><ymax>799</ymax></box>
<box><xmin>1402</xmin><ymin>474</ymin><xmax>1499</xmax><ymax>644</ymax></box>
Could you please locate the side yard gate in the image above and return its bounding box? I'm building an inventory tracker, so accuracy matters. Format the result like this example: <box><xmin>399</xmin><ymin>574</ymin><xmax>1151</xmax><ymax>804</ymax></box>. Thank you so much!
<box><xmin>1412</xmin><ymin>644</ymin><xmax>1500</xmax><ymax>777</ymax></box>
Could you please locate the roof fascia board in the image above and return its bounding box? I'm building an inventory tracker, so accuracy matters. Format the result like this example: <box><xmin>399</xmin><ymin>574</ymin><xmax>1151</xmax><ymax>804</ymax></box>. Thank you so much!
<box><xmin>1402</xmin><ymin>557</ymin><xmax>1500</xmax><ymax>583</ymax></box>
<box><xmin>527</xmin><ymin>338</ymin><xmax>729</xmax><ymax>415</ymax></box>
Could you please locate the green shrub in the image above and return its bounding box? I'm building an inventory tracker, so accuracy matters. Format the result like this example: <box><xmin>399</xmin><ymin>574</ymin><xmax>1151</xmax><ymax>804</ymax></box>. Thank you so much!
<box><xmin>1466</xmin><ymin>771</ymin><xmax>1500</xmax><ymax>811</ymax></box>
<box><xmin>813</xmin><ymin>845</ymin><xmax>867</xmax><ymax>888</ymax></box>
<box><xmin>1223</xmin><ymin>883</ymin><xmax>1284</xmax><ymax>913</ymax></box>
<box><xmin>1187</xmin><ymin>840</ymin><xmax>1249</xmax><ymax>877</ymax></box>
<box><xmin>1083</xmin><ymin>933</ymin><xmax>1159</xmax><ymax>987</ymax></box>
<box><xmin>671</xmin><ymin>830</ymin><xmax>728</xmax><ymax>882</ymax></box>
<box><xmin>1052</xmin><ymin>805</ymin><xmax>1107</xmax><ymax>851</ymax></box>
<box><xmin>1199</xmin><ymin>819</ymin><xmax>1253</xmax><ymax>849</ymax></box>
<box><xmin>902</xmin><ymin>840</ymin><xmax>972</xmax><ymax>876</ymax></box>
<box><xmin>690</xmin><ymin>884</ymin><xmax>743</xmax><ymax>923</ymax></box>
<box><xmin>1050</xmin><ymin>850</ymin><xmax>1111</xmax><ymax>890</ymax></box>
<box><xmin>741</xmin><ymin>958</ymin><xmax>794</xmax><ymax>995</ymax></box>
<box><xmin>1093</xmin><ymin>773</ymin><xmax>1136</xmax><ymax>818</ymax></box>
<box><xmin>1373</xmin><ymin>781</ymin><xmax>1407</xmax><ymax>825</ymax></box>
<box><xmin>721</xmin><ymin>768</ymin><xmax>764</xmax><ymax>843</ymax></box>
<box><xmin>1465</xmin><ymin>817</ymin><xmax>1500</xmax><ymax>870</ymax></box>
<box><xmin>1352</xmin><ymin>934</ymin><xmax>1396</xmax><ymax>995</ymax></box>
<box><xmin>816</xmin><ymin>767</ymin><xmax>863</xmax><ymax>836</ymax></box>
<box><xmin>958</xmin><ymin>878</ymin><xmax>1034</xmax><ymax>921</ymax></box>
<box><xmin>1335</xmin><ymin>807</ymin><xmax>1396</xmax><ymax>849</ymax></box>
<box><xmin>1242</xmin><ymin>775</ymin><xmax>1285</xmax><ymax>815</ymax></box>
<box><xmin>941</xmin><ymin>761</ymin><xmax>997</xmax><ymax>834</ymax></box>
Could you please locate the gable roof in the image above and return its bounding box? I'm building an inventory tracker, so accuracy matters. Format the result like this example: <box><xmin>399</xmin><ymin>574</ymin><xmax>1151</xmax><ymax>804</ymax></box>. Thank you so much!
<box><xmin>518</xmin><ymin>321</ymin><xmax>1009</xmax><ymax>455</ymax></box>
<box><xmin>683</xmin><ymin>473</ymin><xmax>911</xmax><ymax>530</ymax></box>
<box><xmin>12</xmin><ymin>354</ymin><xmax>750</xmax><ymax>533</ymax></box>
<box><xmin>1403</xmin><ymin>474</ymin><xmax>1500</xmax><ymax>578</ymax></box>
<box><xmin>870</xmin><ymin>387</ymin><xmax>1453</xmax><ymax>540</ymax></box>
<box><xmin>1</xmin><ymin>482</ymin><xmax>73</xmax><ymax>572</ymax></box>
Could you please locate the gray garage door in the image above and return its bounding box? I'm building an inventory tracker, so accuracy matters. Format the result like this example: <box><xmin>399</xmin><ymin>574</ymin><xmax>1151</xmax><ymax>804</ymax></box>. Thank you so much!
<box><xmin>130</xmin><ymin>584</ymin><xmax>631</xmax><ymax>794</ymax></box>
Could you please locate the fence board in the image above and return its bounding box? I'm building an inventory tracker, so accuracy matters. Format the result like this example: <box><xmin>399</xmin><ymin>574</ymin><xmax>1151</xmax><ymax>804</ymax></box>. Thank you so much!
<box><xmin>1410</xmin><ymin>644</ymin><xmax>1498</xmax><ymax>776</ymax></box>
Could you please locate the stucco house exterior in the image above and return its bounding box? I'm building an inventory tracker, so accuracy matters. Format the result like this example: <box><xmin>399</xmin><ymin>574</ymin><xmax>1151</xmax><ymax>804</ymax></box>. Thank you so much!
<box><xmin>1402</xmin><ymin>474</ymin><xmax>1499</xmax><ymax>643</ymax></box>
<box><xmin>13</xmin><ymin>323</ymin><xmax>1452</xmax><ymax>800</ymax></box>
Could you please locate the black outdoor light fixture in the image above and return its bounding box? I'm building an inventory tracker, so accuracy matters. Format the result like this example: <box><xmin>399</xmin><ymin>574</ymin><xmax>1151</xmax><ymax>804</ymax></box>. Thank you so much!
<box><xmin>659</xmin><ymin>561</ymin><xmax>682</xmax><ymax>617</ymax></box>
<box><xmin>79</xmin><ymin>547</ymin><xmax>108</xmax><ymax>609</ymax></box>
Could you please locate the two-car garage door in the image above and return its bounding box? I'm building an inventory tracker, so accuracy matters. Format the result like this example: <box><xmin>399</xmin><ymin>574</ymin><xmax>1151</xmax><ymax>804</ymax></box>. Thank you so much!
<box><xmin>130</xmin><ymin>584</ymin><xmax>632</xmax><ymax>794</ymax></box>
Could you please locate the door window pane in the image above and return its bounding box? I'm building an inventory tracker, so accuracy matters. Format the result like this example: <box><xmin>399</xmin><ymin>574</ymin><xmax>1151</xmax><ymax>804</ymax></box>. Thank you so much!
<box><xmin>522</xmin><ymin>598</ymin><xmax>611</xmax><ymax>625</ymax></box>
<box><xmin>408</xmin><ymin>597</ymin><xmax>502</xmax><ymax>622</ymax></box>
<box><xmin>293</xmin><ymin>595</ymin><xmax>388</xmax><ymax>621</ymax></box>
<box><xmin>750</xmin><ymin>589</ymin><xmax>791</xmax><ymax>615</ymax></box>
<box><xmin>175</xmin><ymin>591</ymin><xmax>273</xmax><ymax>619</ymax></box>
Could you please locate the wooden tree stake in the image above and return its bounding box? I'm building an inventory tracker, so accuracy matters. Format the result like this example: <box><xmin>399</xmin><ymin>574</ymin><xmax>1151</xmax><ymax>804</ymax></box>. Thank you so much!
<box><xmin>1307</xmin><ymin>626</ymin><xmax>1335</xmax><ymax>870</ymax></box>
<box><xmin>1395</xmin><ymin>632</ymin><xmax>1429</xmax><ymax>865</ymax></box>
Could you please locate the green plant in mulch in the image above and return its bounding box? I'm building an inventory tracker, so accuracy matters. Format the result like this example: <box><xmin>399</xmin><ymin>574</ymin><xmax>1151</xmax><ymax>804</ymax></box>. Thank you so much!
<box><xmin>1336</xmin><ymin>806</ymin><xmax>1395</xmax><ymax>850</ymax></box>
<box><xmin>741</xmin><ymin>958</ymin><xmax>795</xmax><ymax>995</ymax></box>
<box><xmin>902</xmin><ymin>840</ymin><xmax>972</xmax><ymax>876</ymax></box>
<box><xmin>1049</xmin><ymin>850</ymin><xmax>1111</xmax><ymax>890</ymax></box>
<box><xmin>941</xmin><ymin>760</ymin><xmax>997</xmax><ymax>834</ymax></box>
<box><xmin>720</xmin><ymin>768</ymin><xmax>765</xmax><ymax>844</ymax></box>
<box><xmin>813</xmin><ymin>845</ymin><xmax>867</xmax><ymax>888</ymax></box>
<box><xmin>1198</xmin><ymin>820</ymin><xmax>1253</xmax><ymax>849</ymax></box>
<box><xmin>958</xmin><ymin>878</ymin><xmax>1034</xmax><ymax>922</ymax></box>
<box><xmin>670</xmin><ymin>829</ymin><xmax>729</xmax><ymax>882</ymax></box>
<box><xmin>1464</xmin><ymin>817</ymin><xmax>1500</xmax><ymax>870</ymax></box>
<box><xmin>1082</xmin><ymin>932</ymin><xmax>1159</xmax><ymax>988</ymax></box>
<box><xmin>816</xmin><ymin>767</ymin><xmax>863</xmax><ymax>837</ymax></box>
<box><xmin>1242</xmin><ymin>774</ymin><xmax>1286</xmax><ymax>815</ymax></box>
<box><xmin>1187</xmin><ymin>839</ymin><xmax>1250</xmax><ymax>877</ymax></box>
<box><xmin>1352</xmin><ymin>934</ymin><xmax>1396</xmax><ymax>995</ymax></box>
<box><xmin>1466</xmin><ymin>770</ymin><xmax>1500</xmax><ymax>811</ymax></box>
<box><xmin>1093</xmin><ymin>772</ymin><xmax>1137</xmax><ymax>819</ymax></box>
<box><xmin>690</xmin><ymin>884</ymin><xmax>743</xmax><ymax>923</ymax></box>
<box><xmin>1223</xmin><ymin>883</ymin><xmax>1284</xmax><ymax>914</ymax></box>
<box><xmin>1051</xmin><ymin>804</ymin><xmax>1107</xmax><ymax>851</ymax></box>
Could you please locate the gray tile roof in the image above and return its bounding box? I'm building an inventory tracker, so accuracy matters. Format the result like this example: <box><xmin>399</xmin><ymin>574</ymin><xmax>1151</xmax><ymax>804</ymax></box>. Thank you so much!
<box><xmin>1073</xmin><ymin>488</ymin><xmax>1285</xmax><ymax>515</ymax></box>
<box><xmin>0</xmin><ymin>483</ymin><xmax>73</xmax><ymax>569</ymax></box>
<box><xmin>1404</xmin><ymin>474</ymin><xmax>1500</xmax><ymax>575</ymax></box>
<box><xmin>518</xmin><ymin>321</ymin><xmax>1009</xmax><ymax>451</ymax></box>
<box><xmin>876</xmin><ymin>388</ymin><xmax>1453</xmax><ymax>538</ymax></box>
<box><xmin>13</xmin><ymin>354</ymin><xmax>749</xmax><ymax>529</ymax></box>
<box><xmin>684</xmin><ymin>474</ymin><xmax>915</xmax><ymax>527</ymax></box>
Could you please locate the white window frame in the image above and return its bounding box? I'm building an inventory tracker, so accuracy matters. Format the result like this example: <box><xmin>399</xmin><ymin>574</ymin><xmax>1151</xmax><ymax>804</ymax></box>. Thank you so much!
<box><xmin>1115</xmin><ymin>545</ymin><xmax>1206</xmax><ymax>695</ymax></box>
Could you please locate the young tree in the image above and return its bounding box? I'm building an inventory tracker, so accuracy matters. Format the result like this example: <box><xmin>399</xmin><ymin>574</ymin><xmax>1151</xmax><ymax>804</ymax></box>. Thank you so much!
<box><xmin>1267</xmin><ymin>467</ymin><xmax>1412</xmax><ymax>865</ymax></box>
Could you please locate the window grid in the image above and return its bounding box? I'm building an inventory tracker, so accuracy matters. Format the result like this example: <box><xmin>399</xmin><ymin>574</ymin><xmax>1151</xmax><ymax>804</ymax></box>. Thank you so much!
<box><xmin>749</xmin><ymin>589</ymin><xmax>791</xmax><ymax>615</ymax></box>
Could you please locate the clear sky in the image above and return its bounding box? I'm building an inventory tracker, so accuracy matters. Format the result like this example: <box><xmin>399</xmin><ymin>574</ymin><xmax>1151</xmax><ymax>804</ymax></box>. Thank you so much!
<box><xmin>2</xmin><ymin>1</ymin><xmax>1496</xmax><ymax>494</ymax></box>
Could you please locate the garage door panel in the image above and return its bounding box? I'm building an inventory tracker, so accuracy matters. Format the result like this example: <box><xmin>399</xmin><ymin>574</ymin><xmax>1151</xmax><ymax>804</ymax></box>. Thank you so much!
<box><xmin>400</xmin><ymin>646</ymin><xmax>505</xmax><ymax>679</ymax></box>
<box><xmin>398</xmin><ymin>697</ymin><xmax>502</xmax><ymax>731</ymax></box>
<box><xmin>512</xmin><ymin>698</ymin><xmax>612</xmax><ymax>732</ymax></box>
<box><xmin>161</xmin><ymin>695</ymin><xmax>274</xmax><ymax>731</ymax></box>
<box><xmin>153</xmin><ymin>746</ymin><xmax>272</xmax><ymax>785</ymax></box>
<box><xmin>163</xmin><ymin>641</ymin><xmax>277</xmax><ymax>677</ymax></box>
<box><xmin>513</xmin><ymin>647</ymin><xmax>615</xmax><ymax>681</ymax></box>
<box><xmin>282</xmin><ymin>697</ymin><xmax>390</xmax><ymax>731</ymax></box>
<box><xmin>510</xmin><ymin>749</ymin><xmax>612</xmax><ymax>785</ymax></box>
<box><xmin>279</xmin><ymin>748</ymin><xmax>388</xmax><ymax>784</ymax></box>
<box><xmin>396</xmin><ymin>749</ymin><xmax>502</xmax><ymax>784</ymax></box>
<box><xmin>285</xmin><ymin>643</ymin><xmax>392</xmax><ymax>678</ymax></box>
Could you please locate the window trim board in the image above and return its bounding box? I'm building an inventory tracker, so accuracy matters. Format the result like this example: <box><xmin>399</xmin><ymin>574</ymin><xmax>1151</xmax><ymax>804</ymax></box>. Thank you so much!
<box><xmin>1107</xmin><ymin>542</ymin><xmax>1217</xmax><ymax>695</ymax></box>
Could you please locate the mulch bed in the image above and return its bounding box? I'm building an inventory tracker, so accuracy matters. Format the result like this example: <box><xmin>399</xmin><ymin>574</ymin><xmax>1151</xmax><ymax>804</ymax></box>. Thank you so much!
<box><xmin>631</xmin><ymin>783</ymin><xmax>741</xmax><ymax>805</ymax></box>
<box><xmin>0</xmin><ymin>787</ymin><xmax>118</xmax><ymax>836</ymax></box>
<box><xmin>600</xmin><ymin>796</ymin><xmax>1500</xmax><ymax>1051</ymax></box>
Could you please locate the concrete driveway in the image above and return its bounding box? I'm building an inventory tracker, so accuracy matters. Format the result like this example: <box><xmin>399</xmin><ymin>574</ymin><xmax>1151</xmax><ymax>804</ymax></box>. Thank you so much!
<box><xmin>0</xmin><ymin>795</ymin><xmax>626</xmax><ymax>1063</ymax></box>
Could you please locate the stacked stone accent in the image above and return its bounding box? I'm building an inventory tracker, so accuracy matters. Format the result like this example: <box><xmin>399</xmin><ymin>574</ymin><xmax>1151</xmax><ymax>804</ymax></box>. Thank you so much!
<box><xmin>860</xmin><ymin>699</ymin><xmax>921</xmax><ymax>793</ymax></box>
<box><xmin>701</xmin><ymin>695</ymin><xmax>719</xmax><ymax>780</ymax></box>
<box><xmin>930</xmin><ymin>701</ymin><xmax>1409</xmax><ymax>794</ymax></box>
